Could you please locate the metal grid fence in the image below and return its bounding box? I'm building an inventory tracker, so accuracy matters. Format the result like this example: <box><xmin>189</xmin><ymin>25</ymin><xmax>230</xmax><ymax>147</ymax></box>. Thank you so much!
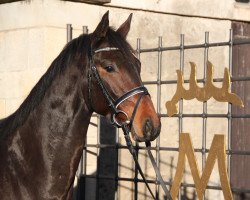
<box><xmin>138</xmin><ymin>30</ymin><xmax>250</xmax><ymax>199</ymax></box>
<box><xmin>66</xmin><ymin>25</ymin><xmax>250</xmax><ymax>200</ymax></box>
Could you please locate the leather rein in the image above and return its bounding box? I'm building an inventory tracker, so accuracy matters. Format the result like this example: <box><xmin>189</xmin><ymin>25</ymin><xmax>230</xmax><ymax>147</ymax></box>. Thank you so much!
<box><xmin>88</xmin><ymin>47</ymin><xmax>172</xmax><ymax>200</ymax></box>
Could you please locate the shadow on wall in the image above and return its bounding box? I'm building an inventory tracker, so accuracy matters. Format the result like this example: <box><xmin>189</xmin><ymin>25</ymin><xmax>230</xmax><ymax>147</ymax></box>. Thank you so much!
<box><xmin>74</xmin><ymin>116</ymin><xmax>118</xmax><ymax>200</ymax></box>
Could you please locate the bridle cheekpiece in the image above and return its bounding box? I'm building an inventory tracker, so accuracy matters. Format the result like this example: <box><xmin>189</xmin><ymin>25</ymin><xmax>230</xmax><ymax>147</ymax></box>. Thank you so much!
<box><xmin>88</xmin><ymin>46</ymin><xmax>149</xmax><ymax>129</ymax></box>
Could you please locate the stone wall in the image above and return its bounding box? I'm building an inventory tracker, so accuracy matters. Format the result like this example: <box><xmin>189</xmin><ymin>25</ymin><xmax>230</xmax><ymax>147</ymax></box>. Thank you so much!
<box><xmin>0</xmin><ymin>0</ymin><xmax>237</xmax><ymax>118</ymax></box>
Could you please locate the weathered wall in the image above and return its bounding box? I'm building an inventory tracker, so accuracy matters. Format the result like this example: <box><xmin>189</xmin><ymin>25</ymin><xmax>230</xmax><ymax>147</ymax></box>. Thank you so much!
<box><xmin>0</xmin><ymin>0</ymin><xmax>247</xmax><ymax>199</ymax></box>
<box><xmin>0</xmin><ymin>0</ymin><xmax>233</xmax><ymax>117</ymax></box>
<box><xmin>110</xmin><ymin>0</ymin><xmax>250</xmax><ymax>22</ymax></box>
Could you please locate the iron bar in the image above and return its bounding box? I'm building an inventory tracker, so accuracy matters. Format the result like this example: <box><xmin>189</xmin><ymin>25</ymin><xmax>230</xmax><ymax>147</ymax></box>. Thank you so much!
<box><xmin>134</xmin><ymin>38</ymin><xmax>141</xmax><ymax>200</ymax></box>
<box><xmin>202</xmin><ymin>32</ymin><xmax>209</xmax><ymax>199</ymax></box>
<box><xmin>155</xmin><ymin>36</ymin><xmax>163</xmax><ymax>199</ymax></box>
<box><xmin>179</xmin><ymin>34</ymin><xmax>184</xmax><ymax>134</ymax></box>
<box><xmin>159</xmin><ymin>113</ymin><xmax>250</xmax><ymax>118</ymax></box>
<box><xmin>228</xmin><ymin>29</ymin><xmax>233</xmax><ymax>181</ymax></box>
<box><xmin>139</xmin><ymin>38</ymin><xmax>250</xmax><ymax>53</ymax></box>
<box><xmin>71</xmin><ymin>25</ymin><xmax>250</xmax><ymax>199</ymax></box>
<box><xmin>66</xmin><ymin>24</ymin><xmax>72</xmax><ymax>43</ymax></box>
<box><xmin>143</xmin><ymin>75</ymin><xmax>250</xmax><ymax>85</ymax></box>
<box><xmin>177</xmin><ymin>34</ymin><xmax>185</xmax><ymax>200</ymax></box>
<box><xmin>82</xmin><ymin>26</ymin><xmax>88</xmax><ymax>34</ymax></box>
<box><xmin>81</xmin><ymin>26</ymin><xmax>88</xmax><ymax>189</ymax></box>
<box><xmin>80</xmin><ymin>174</ymin><xmax>250</xmax><ymax>193</ymax></box>
<box><xmin>83</xmin><ymin>144</ymin><xmax>250</xmax><ymax>156</ymax></box>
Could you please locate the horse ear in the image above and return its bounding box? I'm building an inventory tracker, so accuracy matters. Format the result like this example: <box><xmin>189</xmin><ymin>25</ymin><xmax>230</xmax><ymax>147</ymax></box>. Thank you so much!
<box><xmin>92</xmin><ymin>11</ymin><xmax>109</xmax><ymax>41</ymax></box>
<box><xmin>117</xmin><ymin>13</ymin><xmax>133</xmax><ymax>38</ymax></box>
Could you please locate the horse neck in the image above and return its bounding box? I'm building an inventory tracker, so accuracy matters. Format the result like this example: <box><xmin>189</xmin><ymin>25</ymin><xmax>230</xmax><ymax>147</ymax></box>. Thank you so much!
<box><xmin>4</xmin><ymin>60</ymin><xmax>92</xmax><ymax>198</ymax></box>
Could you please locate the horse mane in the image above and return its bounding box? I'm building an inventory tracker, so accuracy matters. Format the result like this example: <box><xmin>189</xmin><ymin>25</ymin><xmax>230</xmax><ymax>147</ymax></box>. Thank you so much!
<box><xmin>0</xmin><ymin>27</ymin><xmax>134</xmax><ymax>140</ymax></box>
<box><xmin>0</xmin><ymin>34</ymin><xmax>90</xmax><ymax>140</ymax></box>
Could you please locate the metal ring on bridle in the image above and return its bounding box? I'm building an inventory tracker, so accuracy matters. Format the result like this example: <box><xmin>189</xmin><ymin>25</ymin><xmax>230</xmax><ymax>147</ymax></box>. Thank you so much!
<box><xmin>112</xmin><ymin>110</ymin><xmax>129</xmax><ymax>128</ymax></box>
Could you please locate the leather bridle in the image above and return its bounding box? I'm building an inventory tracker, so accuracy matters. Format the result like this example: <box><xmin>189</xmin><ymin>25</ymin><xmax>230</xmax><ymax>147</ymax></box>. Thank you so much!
<box><xmin>87</xmin><ymin>46</ymin><xmax>172</xmax><ymax>200</ymax></box>
<box><xmin>88</xmin><ymin>47</ymin><xmax>149</xmax><ymax>128</ymax></box>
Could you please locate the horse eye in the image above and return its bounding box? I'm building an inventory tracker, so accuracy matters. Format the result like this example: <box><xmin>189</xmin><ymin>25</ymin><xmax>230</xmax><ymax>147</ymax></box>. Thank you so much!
<box><xmin>105</xmin><ymin>65</ymin><xmax>115</xmax><ymax>73</ymax></box>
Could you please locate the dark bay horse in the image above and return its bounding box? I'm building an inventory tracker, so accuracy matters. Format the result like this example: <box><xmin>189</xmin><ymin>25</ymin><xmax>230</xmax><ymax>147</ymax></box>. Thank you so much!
<box><xmin>0</xmin><ymin>12</ymin><xmax>161</xmax><ymax>200</ymax></box>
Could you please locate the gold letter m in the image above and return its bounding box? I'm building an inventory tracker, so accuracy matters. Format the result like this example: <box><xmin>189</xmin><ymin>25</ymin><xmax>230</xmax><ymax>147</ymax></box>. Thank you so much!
<box><xmin>170</xmin><ymin>133</ymin><xmax>233</xmax><ymax>200</ymax></box>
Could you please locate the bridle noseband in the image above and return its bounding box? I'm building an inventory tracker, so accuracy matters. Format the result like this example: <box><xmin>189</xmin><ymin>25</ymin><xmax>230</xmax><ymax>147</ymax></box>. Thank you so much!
<box><xmin>88</xmin><ymin>47</ymin><xmax>149</xmax><ymax>129</ymax></box>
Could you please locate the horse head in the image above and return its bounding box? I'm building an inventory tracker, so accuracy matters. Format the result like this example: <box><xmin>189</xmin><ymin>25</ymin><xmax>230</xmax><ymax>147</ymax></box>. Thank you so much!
<box><xmin>87</xmin><ymin>11</ymin><xmax>161</xmax><ymax>142</ymax></box>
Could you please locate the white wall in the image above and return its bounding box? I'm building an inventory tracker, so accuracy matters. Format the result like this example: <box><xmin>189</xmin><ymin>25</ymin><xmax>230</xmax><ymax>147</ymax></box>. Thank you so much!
<box><xmin>109</xmin><ymin>0</ymin><xmax>250</xmax><ymax>22</ymax></box>
<box><xmin>0</xmin><ymin>0</ymin><xmax>233</xmax><ymax>117</ymax></box>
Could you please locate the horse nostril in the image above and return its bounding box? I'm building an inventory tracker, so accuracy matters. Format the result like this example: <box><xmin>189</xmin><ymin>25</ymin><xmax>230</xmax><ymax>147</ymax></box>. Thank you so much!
<box><xmin>144</xmin><ymin>119</ymin><xmax>153</xmax><ymax>138</ymax></box>
<box><xmin>143</xmin><ymin>119</ymin><xmax>161</xmax><ymax>141</ymax></box>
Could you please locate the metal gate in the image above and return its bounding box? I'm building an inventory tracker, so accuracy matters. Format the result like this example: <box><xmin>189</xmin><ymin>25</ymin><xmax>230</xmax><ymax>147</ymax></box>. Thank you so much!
<box><xmin>66</xmin><ymin>23</ymin><xmax>250</xmax><ymax>200</ymax></box>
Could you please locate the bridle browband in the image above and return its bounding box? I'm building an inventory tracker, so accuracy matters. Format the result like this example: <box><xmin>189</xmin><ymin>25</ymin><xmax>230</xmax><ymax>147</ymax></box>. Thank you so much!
<box><xmin>87</xmin><ymin>46</ymin><xmax>172</xmax><ymax>200</ymax></box>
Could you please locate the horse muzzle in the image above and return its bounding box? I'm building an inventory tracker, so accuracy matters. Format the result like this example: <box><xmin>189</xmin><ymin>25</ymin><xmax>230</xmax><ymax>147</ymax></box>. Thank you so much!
<box><xmin>131</xmin><ymin>118</ymin><xmax>161</xmax><ymax>142</ymax></box>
